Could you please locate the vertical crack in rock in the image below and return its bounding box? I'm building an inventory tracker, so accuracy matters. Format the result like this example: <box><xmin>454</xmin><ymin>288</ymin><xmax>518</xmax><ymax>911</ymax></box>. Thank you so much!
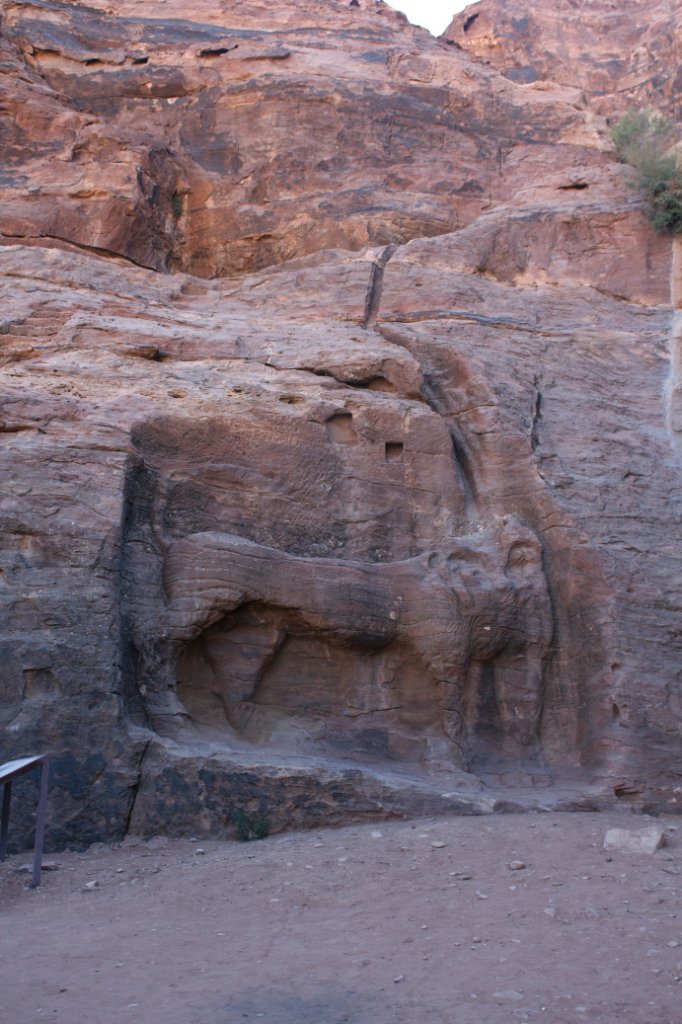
<box><xmin>531</xmin><ymin>376</ymin><xmax>543</xmax><ymax>452</ymax></box>
<box><xmin>421</xmin><ymin>373</ymin><xmax>478</xmax><ymax>512</ymax></box>
<box><xmin>123</xmin><ymin>735</ymin><xmax>153</xmax><ymax>838</ymax></box>
<box><xmin>378</xmin><ymin>326</ymin><xmax>479</xmax><ymax>514</ymax></box>
<box><xmin>118</xmin><ymin>451</ymin><xmax>170</xmax><ymax>730</ymax></box>
<box><xmin>362</xmin><ymin>245</ymin><xmax>397</xmax><ymax>328</ymax></box>
<box><xmin>667</xmin><ymin>310</ymin><xmax>682</xmax><ymax>459</ymax></box>
<box><xmin>667</xmin><ymin>238</ymin><xmax>682</xmax><ymax>459</ymax></box>
<box><xmin>448</xmin><ymin>428</ymin><xmax>478</xmax><ymax>511</ymax></box>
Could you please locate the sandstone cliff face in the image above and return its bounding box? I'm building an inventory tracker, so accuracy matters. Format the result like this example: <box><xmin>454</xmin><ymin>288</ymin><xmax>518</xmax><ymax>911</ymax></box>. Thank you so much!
<box><xmin>446</xmin><ymin>0</ymin><xmax>682</xmax><ymax>119</ymax></box>
<box><xmin>0</xmin><ymin>0</ymin><xmax>680</xmax><ymax>847</ymax></box>
<box><xmin>1</xmin><ymin>0</ymin><xmax>648</xmax><ymax>278</ymax></box>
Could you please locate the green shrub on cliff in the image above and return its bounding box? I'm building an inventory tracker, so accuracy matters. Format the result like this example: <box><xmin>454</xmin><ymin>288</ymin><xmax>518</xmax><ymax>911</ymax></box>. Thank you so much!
<box><xmin>612</xmin><ymin>108</ymin><xmax>682</xmax><ymax>234</ymax></box>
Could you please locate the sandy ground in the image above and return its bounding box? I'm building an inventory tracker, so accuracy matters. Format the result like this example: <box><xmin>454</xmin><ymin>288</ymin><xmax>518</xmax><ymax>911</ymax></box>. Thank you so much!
<box><xmin>2</xmin><ymin>809</ymin><xmax>682</xmax><ymax>1024</ymax></box>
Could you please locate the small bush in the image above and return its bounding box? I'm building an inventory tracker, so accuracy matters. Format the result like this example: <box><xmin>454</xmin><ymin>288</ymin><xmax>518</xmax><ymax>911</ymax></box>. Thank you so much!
<box><xmin>611</xmin><ymin>108</ymin><xmax>682</xmax><ymax>234</ymax></box>
<box><xmin>612</xmin><ymin>108</ymin><xmax>674</xmax><ymax>163</ymax></box>
<box><xmin>233</xmin><ymin>809</ymin><xmax>269</xmax><ymax>842</ymax></box>
<box><xmin>649</xmin><ymin>175</ymin><xmax>682</xmax><ymax>234</ymax></box>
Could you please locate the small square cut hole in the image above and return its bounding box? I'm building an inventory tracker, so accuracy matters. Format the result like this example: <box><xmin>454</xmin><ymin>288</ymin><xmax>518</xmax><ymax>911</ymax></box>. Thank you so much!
<box><xmin>385</xmin><ymin>442</ymin><xmax>404</xmax><ymax>463</ymax></box>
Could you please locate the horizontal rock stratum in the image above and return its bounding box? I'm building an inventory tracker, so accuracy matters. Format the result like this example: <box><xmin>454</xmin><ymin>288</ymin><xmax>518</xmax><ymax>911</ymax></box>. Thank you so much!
<box><xmin>1</xmin><ymin>0</ymin><xmax>681</xmax><ymax>847</ymax></box>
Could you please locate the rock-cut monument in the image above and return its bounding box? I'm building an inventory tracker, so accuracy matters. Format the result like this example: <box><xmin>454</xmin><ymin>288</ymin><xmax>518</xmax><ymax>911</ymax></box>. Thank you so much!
<box><xmin>1</xmin><ymin>0</ymin><xmax>681</xmax><ymax>846</ymax></box>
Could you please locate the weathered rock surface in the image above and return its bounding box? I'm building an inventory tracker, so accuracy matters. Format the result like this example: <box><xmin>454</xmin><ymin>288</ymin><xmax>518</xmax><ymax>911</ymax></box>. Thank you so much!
<box><xmin>446</xmin><ymin>0</ymin><xmax>682</xmax><ymax>119</ymax></box>
<box><xmin>1</xmin><ymin>0</ymin><xmax>681</xmax><ymax>847</ymax></box>
<box><xmin>0</xmin><ymin>0</ymin><xmax>631</xmax><ymax>278</ymax></box>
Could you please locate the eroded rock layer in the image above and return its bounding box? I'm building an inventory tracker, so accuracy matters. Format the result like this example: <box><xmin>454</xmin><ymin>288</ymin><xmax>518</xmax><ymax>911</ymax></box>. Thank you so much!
<box><xmin>446</xmin><ymin>0</ymin><xmax>682</xmax><ymax>119</ymax></box>
<box><xmin>1</xmin><ymin>0</ymin><xmax>680</xmax><ymax>846</ymax></box>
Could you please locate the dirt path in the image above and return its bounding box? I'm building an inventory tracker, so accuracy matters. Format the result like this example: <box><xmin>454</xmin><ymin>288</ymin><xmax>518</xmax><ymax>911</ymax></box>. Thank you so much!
<box><xmin>2</xmin><ymin>810</ymin><xmax>681</xmax><ymax>1024</ymax></box>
